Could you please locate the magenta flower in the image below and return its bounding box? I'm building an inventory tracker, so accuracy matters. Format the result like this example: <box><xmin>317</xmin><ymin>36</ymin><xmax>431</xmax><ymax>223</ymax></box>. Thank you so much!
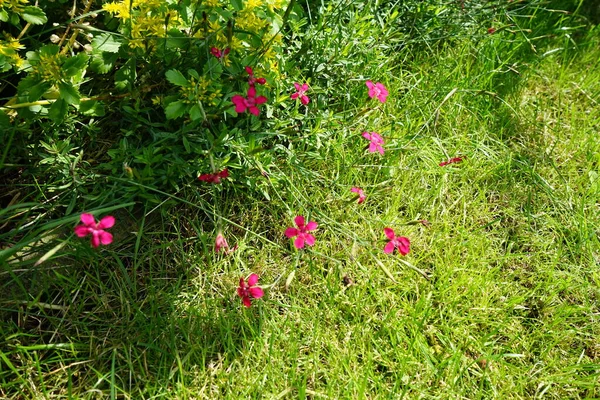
<box><xmin>383</xmin><ymin>228</ymin><xmax>410</xmax><ymax>256</ymax></box>
<box><xmin>199</xmin><ymin>169</ymin><xmax>229</xmax><ymax>184</ymax></box>
<box><xmin>362</xmin><ymin>132</ymin><xmax>385</xmax><ymax>155</ymax></box>
<box><xmin>351</xmin><ymin>187</ymin><xmax>366</xmax><ymax>204</ymax></box>
<box><xmin>439</xmin><ymin>157</ymin><xmax>464</xmax><ymax>167</ymax></box>
<box><xmin>237</xmin><ymin>274</ymin><xmax>264</xmax><ymax>308</ymax></box>
<box><xmin>245</xmin><ymin>66</ymin><xmax>266</xmax><ymax>86</ymax></box>
<box><xmin>291</xmin><ymin>82</ymin><xmax>310</xmax><ymax>105</ymax></box>
<box><xmin>74</xmin><ymin>213</ymin><xmax>115</xmax><ymax>248</ymax></box>
<box><xmin>285</xmin><ymin>215</ymin><xmax>318</xmax><ymax>249</ymax></box>
<box><xmin>232</xmin><ymin>86</ymin><xmax>268</xmax><ymax>116</ymax></box>
<box><xmin>366</xmin><ymin>80</ymin><xmax>388</xmax><ymax>103</ymax></box>
<box><xmin>215</xmin><ymin>232</ymin><xmax>237</xmax><ymax>254</ymax></box>
<box><xmin>210</xmin><ymin>46</ymin><xmax>230</xmax><ymax>61</ymax></box>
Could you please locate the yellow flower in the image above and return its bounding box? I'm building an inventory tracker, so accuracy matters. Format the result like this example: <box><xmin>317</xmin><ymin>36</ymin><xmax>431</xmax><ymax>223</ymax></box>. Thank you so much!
<box><xmin>245</xmin><ymin>0</ymin><xmax>263</xmax><ymax>10</ymax></box>
<box><xmin>205</xmin><ymin>0</ymin><xmax>220</xmax><ymax>7</ymax></box>
<box><xmin>102</xmin><ymin>1</ymin><xmax>132</xmax><ymax>19</ymax></box>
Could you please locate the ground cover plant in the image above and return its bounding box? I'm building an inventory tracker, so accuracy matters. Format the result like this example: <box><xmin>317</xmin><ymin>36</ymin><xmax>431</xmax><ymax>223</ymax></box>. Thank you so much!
<box><xmin>1</xmin><ymin>0</ymin><xmax>599</xmax><ymax>398</ymax></box>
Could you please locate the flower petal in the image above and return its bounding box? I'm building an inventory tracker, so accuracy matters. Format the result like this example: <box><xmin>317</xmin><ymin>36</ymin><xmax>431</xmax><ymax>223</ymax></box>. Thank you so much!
<box><xmin>294</xmin><ymin>236</ymin><xmax>305</xmax><ymax>249</ymax></box>
<box><xmin>242</xmin><ymin>296</ymin><xmax>252</xmax><ymax>307</ymax></box>
<box><xmin>255</xmin><ymin>95</ymin><xmax>268</xmax><ymax>105</ymax></box>
<box><xmin>291</xmin><ymin>93</ymin><xmax>299</xmax><ymax>100</ymax></box>
<box><xmin>285</xmin><ymin>227</ymin><xmax>299</xmax><ymax>238</ymax></box>
<box><xmin>99</xmin><ymin>231</ymin><xmax>113</xmax><ymax>245</ymax></box>
<box><xmin>300</xmin><ymin>95</ymin><xmax>310</xmax><ymax>105</ymax></box>
<box><xmin>91</xmin><ymin>232</ymin><xmax>101</xmax><ymax>248</ymax></box>
<box><xmin>305</xmin><ymin>221</ymin><xmax>318</xmax><ymax>231</ymax></box>
<box><xmin>301</xmin><ymin>83</ymin><xmax>309</xmax><ymax>92</ymax></box>
<box><xmin>97</xmin><ymin>215</ymin><xmax>115</xmax><ymax>229</ymax></box>
<box><xmin>247</xmin><ymin>85</ymin><xmax>257</xmax><ymax>98</ymax></box>
<box><xmin>384</xmin><ymin>241</ymin><xmax>395</xmax><ymax>254</ymax></box>
<box><xmin>294</xmin><ymin>82</ymin><xmax>301</xmax><ymax>91</ymax></box>
<box><xmin>384</xmin><ymin>228</ymin><xmax>395</xmax><ymax>240</ymax></box>
<box><xmin>249</xmin><ymin>106</ymin><xmax>260</xmax><ymax>116</ymax></box>
<box><xmin>248</xmin><ymin>273</ymin><xmax>259</xmax><ymax>286</ymax></box>
<box><xmin>362</xmin><ymin>132</ymin><xmax>371</xmax><ymax>140</ymax></box>
<box><xmin>303</xmin><ymin>233</ymin><xmax>315</xmax><ymax>247</ymax></box>
<box><xmin>245</xmin><ymin>66</ymin><xmax>253</xmax><ymax>75</ymax></box>
<box><xmin>80</xmin><ymin>213</ymin><xmax>96</xmax><ymax>226</ymax></box>
<box><xmin>232</xmin><ymin>95</ymin><xmax>247</xmax><ymax>113</ymax></box>
<box><xmin>294</xmin><ymin>215</ymin><xmax>305</xmax><ymax>228</ymax></box>
<box><xmin>249</xmin><ymin>286</ymin><xmax>264</xmax><ymax>299</ymax></box>
<box><xmin>365</xmin><ymin>80</ymin><xmax>374</xmax><ymax>89</ymax></box>
<box><xmin>397</xmin><ymin>237</ymin><xmax>411</xmax><ymax>255</ymax></box>
<box><xmin>74</xmin><ymin>225</ymin><xmax>90</xmax><ymax>237</ymax></box>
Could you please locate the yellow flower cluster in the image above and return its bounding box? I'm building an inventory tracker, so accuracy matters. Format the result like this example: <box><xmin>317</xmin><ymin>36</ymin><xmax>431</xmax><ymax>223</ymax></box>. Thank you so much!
<box><xmin>0</xmin><ymin>37</ymin><xmax>24</xmax><ymax>68</ymax></box>
<box><xmin>33</xmin><ymin>52</ymin><xmax>64</xmax><ymax>83</ymax></box>
<box><xmin>0</xmin><ymin>0</ymin><xmax>28</xmax><ymax>13</ymax></box>
<box><xmin>180</xmin><ymin>77</ymin><xmax>221</xmax><ymax>106</ymax></box>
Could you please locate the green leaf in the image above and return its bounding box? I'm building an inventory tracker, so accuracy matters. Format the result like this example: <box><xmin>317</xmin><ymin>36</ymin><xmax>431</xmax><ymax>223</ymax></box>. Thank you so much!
<box><xmin>48</xmin><ymin>99</ymin><xmax>68</xmax><ymax>122</ymax></box>
<box><xmin>21</xmin><ymin>6</ymin><xmax>48</xmax><ymax>25</ymax></box>
<box><xmin>63</xmin><ymin>53</ymin><xmax>89</xmax><ymax>77</ymax></box>
<box><xmin>165</xmin><ymin>100</ymin><xmax>187</xmax><ymax>119</ymax></box>
<box><xmin>0</xmin><ymin>10</ymin><xmax>8</xmax><ymax>22</ymax></box>
<box><xmin>188</xmin><ymin>104</ymin><xmax>203</xmax><ymax>121</ymax></box>
<box><xmin>79</xmin><ymin>100</ymin><xmax>105</xmax><ymax>116</ymax></box>
<box><xmin>27</xmin><ymin>81</ymin><xmax>52</xmax><ymax>101</ymax></box>
<box><xmin>90</xmin><ymin>52</ymin><xmax>118</xmax><ymax>74</ymax></box>
<box><xmin>165</xmin><ymin>69</ymin><xmax>188</xmax><ymax>87</ymax></box>
<box><xmin>58</xmin><ymin>82</ymin><xmax>81</xmax><ymax>105</ymax></box>
<box><xmin>91</xmin><ymin>33</ymin><xmax>121</xmax><ymax>53</ymax></box>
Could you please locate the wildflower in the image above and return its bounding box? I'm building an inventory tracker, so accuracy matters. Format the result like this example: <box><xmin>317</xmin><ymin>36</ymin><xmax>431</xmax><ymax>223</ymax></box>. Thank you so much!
<box><xmin>285</xmin><ymin>215</ymin><xmax>318</xmax><ymax>249</ymax></box>
<box><xmin>237</xmin><ymin>274</ymin><xmax>264</xmax><ymax>308</ymax></box>
<box><xmin>215</xmin><ymin>232</ymin><xmax>237</xmax><ymax>254</ymax></box>
<box><xmin>245</xmin><ymin>66</ymin><xmax>266</xmax><ymax>86</ymax></box>
<box><xmin>74</xmin><ymin>213</ymin><xmax>115</xmax><ymax>248</ymax></box>
<box><xmin>366</xmin><ymin>80</ymin><xmax>388</xmax><ymax>103</ymax></box>
<box><xmin>351</xmin><ymin>187</ymin><xmax>366</xmax><ymax>204</ymax></box>
<box><xmin>232</xmin><ymin>86</ymin><xmax>268</xmax><ymax>116</ymax></box>
<box><xmin>487</xmin><ymin>27</ymin><xmax>496</xmax><ymax>34</ymax></box>
<box><xmin>362</xmin><ymin>132</ymin><xmax>385</xmax><ymax>155</ymax></box>
<box><xmin>198</xmin><ymin>169</ymin><xmax>229</xmax><ymax>184</ymax></box>
<box><xmin>383</xmin><ymin>228</ymin><xmax>410</xmax><ymax>256</ymax></box>
<box><xmin>210</xmin><ymin>46</ymin><xmax>230</xmax><ymax>60</ymax></box>
<box><xmin>439</xmin><ymin>157</ymin><xmax>463</xmax><ymax>167</ymax></box>
<box><xmin>291</xmin><ymin>82</ymin><xmax>310</xmax><ymax>105</ymax></box>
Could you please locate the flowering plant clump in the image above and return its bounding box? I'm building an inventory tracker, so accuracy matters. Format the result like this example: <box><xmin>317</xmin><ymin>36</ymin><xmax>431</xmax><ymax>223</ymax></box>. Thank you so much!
<box><xmin>383</xmin><ymin>228</ymin><xmax>410</xmax><ymax>256</ymax></box>
<box><xmin>237</xmin><ymin>274</ymin><xmax>264</xmax><ymax>308</ymax></box>
<box><xmin>351</xmin><ymin>187</ymin><xmax>366</xmax><ymax>204</ymax></box>
<box><xmin>74</xmin><ymin>214</ymin><xmax>115</xmax><ymax>248</ymax></box>
<box><xmin>198</xmin><ymin>169</ymin><xmax>229</xmax><ymax>184</ymax></box>
<box><xmin>291</xmin><ymin>83</ymin><xmax>310</xmax><ymax>105</ymax></box>
<box><xmin>362</xmin><ymin>132</ymin><xmax>385</xmax><ymax>155</ymax></box>
<box><xmin>285</xmin><ymin>215</ymin><xmax>318</xmax><ymax>249</ymax></box>
<box><xmin>366</xmin><ymin>81</ymin><xmax>389</xmax><ymax>103</ymax></box>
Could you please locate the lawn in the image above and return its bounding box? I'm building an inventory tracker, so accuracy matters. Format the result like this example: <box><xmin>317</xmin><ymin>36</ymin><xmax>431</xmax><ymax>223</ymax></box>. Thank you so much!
<box><xmin>1</xmin><ymin>0</ymin><xmax>599</xmax><ymax>398</ymax></box>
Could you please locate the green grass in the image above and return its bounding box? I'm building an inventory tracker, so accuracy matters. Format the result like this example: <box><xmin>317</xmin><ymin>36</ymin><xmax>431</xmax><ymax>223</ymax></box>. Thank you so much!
<box><xmin>2</xmin><ymin>2</ymin><xmax>600</xmax><ymax>398</ymax></box>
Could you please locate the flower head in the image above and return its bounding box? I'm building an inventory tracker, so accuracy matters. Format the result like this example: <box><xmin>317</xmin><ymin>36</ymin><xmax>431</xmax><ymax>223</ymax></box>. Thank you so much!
<box><xmin>439</xmin><ymin>157</ymin><xmax>464</xmax><ymax>167</ymax></box>
<box><xmin>285</xmin><ymin>215</ymin><xmax>318</xmax><ymax>249</ymax></box>
<box><xmin>232</xmin><ymin>86</ymin><xmax>268</xmax><ymax>116</ymax></box>
<box><xmin>351</xmin><ymin>187</ymin><xmax>366</xmax><ymax>204</ymax></box>
<box><xmin>237</xmin><ymin>274</ymin><xmax>264</xmax><ymax>307</ymax></box>
<box><xmin>245</xmin><ymin>66</ymin><xmax>266</xmax><ymax>86</ymax></box>
<box><xmin>291</xmin><ymin>82</ymin><xmax>310</xmax><ymax>105</ymax></box>
<box><xmin>366</xmin><ymin>80</ymin><xmax>388</xmax><ymax>103</ymax></box>
<box><xmin>362</xmin><ymin>132</ymin><xmax>385</xmax><ymax>155</ymax></box>
<box><xmin>383</xmin><ymin>228</ymin><xmax>410</xmax><ymax>256</ymax></box>
<box><xmin>215</xmin><ymin>232</ymin><xmax>237</xmax><ymax>254</ymax></box>
<box><xmin>74</xmin><ymin>213</ymin><xmax>115</xmax><ymax>248</ymax></box>
<box><xmin>210</xmin><ymin>46</ymin><xmax>230</xmax><ymax>61</ymax></box>
<box><xmin>199</xmin><ymin>169</ymin><xmax>229</xmax><ymax>184</ymax></box>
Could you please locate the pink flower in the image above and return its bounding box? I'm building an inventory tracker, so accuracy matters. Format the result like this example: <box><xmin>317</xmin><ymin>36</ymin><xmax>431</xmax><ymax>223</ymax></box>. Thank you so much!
<box><xmin>215</xmin><ymin>232</ymin><xmax>237</xmax><ymax>254</ymax></box>
<box><xmin>210</xmin><ymin>46</ymin><xmax>230</xmax><ymax>61</ymax></box>
<box><xmin>351</xmin><ymin>187</ymin><xmax>366</xmax><ymax>204</ymax></box>
<box><xmin>74</xmin><ymin>213</ymin><xmax>115</xmax><ymax>248</ymax></box>
<box><xmin>237</xmin><ymin>274</ymin><xmax>264</xmax><ymax>308</ymax></box>
<box><xmin>362</xmin><ymin>132</ymin><xmax>385</xmax><ymax>155</ymax></box>
<box><xmin>383</xmin><ymin>228</ymin><xmax>410</xmax><ymax>255</ymax></box>
<box><xmin>245</xmin><ymin>66</ymin><xmax>266</xmax><ymax>86</ymax></box>
<box><xmin>291</xmin><ymin>82</ymin><xmax>310</xmax><ymax>105</ymax></box>
<box><xmin>366</xmin><ymin>80</ymin><xmax>388</xmax><ymax>103</ymax></box>
<box><xmin>285</xmin><ymin>215</ymin><xmax>318</xmax><ymax>249</ymax></box>
<box><xmin>232</xmin><ymin>86</ymin><xmax>268</xmax><ymax>116</ymax></box>
<box><xmin>439</xmin><ymin>157</ymin><xmax>464</xmax><ymax>167</ymax></box>
<box><xmin>198</xmin><ymin>169</ymin><xmax>229</xmax><ymax>184</ymax></box>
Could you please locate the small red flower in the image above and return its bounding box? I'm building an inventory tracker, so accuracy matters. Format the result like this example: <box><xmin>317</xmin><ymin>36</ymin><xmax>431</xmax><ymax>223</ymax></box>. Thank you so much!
<box><xmin>351</xmin><ymin>187</ymin><xmax>366</xmax><ymax>204</ymax></box>
<box><xmin>245</xmin><ymin>66</ymin><xmax>266</xmax><ymax>86</ymax></box>
<box><xmin>487</xmin><ymin>27</ymin><xmax>496</xmax><ymax>34</ymax></box>
<box><xmin>291</xmin><ymin>82</ymin><xmax>310</xmax><ymax>105</ymax></box>
<box><xmin>210</xmin><ymin>46</ymin><xmax>230</xmax><ymax>61</ymax></box>
<box><xmin>232</xmin><ymin>86</ymin><xmax>268</xmax><ymax>116</ymax></box>
<box><xmin>285</xmin><ymin>215</ymin><xmax>318</xmax><ymax>249</ymax></box>
<box><xmin>383</xmin><ymin>228</ymin><xmax>410</xmax><ymax>256</ymax></box>
<box><xmin>215</xmin><ymin>232</ymin><xmax>237</xmax><ymax>254</ymax></box>
<box><xmin>237</xmin><ymin>274</ymin><xmax>264</xmax><ymax>308</ymax></box>
<box><xmin>366</xmin><ymin>80</ymin><xmax>389</xmax><ymax>103</ymax></box>
<box><xmin>439</xmin><ymin>157</ymin><xmax>464</xmax><ymax>167</ymax></box>
<box><xmin>74</xmin><ymin>213</ymin><xmax>115</xmax><ymax>248</ymax></box>
<box><xmin>362</xmin><ymin>132</ymin><xmax>385</xmax><ymax>155</ymax></box>
<box><xmin>198</xmin><ymin>169</ymin><xmax>229</xmax><ymax>184</ymax></box>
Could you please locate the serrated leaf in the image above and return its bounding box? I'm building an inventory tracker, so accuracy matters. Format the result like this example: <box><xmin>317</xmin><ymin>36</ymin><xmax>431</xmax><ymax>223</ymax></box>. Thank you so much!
<box><xmin>63</xmin><ymin>53</ymin><xmax>89</xmax><ymax>77</ymax></box>
<box><xmin>48</xmin><ymin>99</ymin><xmax>68</xmax><ymax>122</ymax></box>
<box><xmin>27</xmin><ymin>81</ymin><xmax>51</xmax><ymax>101</ymax></box>
<box><xmin>22</xmin><ymin>6</ymin><xmax>48</xmax><ymax>25</ymax></box>
<box><xmin>189</xmin><ymin>104</ymin><xmax>203</xmax><ymax>121</ymax></box>
<box><xmin>165</xmin><ymin>100</ymin><xmax>187</xmax><ymax>119</ymax></box>
<box><xmin>91</xmin><ymin>33</ymin><xmax>121</xmax><ymax>53</ymax></box>
<box><xmin>90</xmin><ymin>52</ymin><xmax>118</xmax><ymax>74</ymax></box>
<box><xmin>165</xmin><ymin>69</ymin><xmax>188</xmax><ymax>87</ymax></box>
<box><xmin>58</xmin><ymin>82</ymin><xmax>81</xmax><ymax>105</ymax></box>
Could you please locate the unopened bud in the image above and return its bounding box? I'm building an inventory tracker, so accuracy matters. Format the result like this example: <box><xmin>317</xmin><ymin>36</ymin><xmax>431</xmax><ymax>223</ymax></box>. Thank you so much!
<box><xmin>50</xmin><ymin>34</ymin><xmax>60</xmax><ymax>43</ymax></box>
